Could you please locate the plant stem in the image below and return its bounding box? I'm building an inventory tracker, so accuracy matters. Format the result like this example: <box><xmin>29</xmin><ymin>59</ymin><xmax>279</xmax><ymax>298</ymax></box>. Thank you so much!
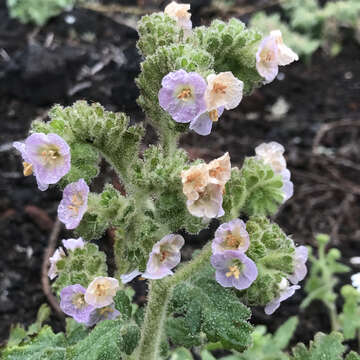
<box><xmin>135</xmin><ymin>243</ymin><xmax>212</xmax><ymax>360</ymax></box>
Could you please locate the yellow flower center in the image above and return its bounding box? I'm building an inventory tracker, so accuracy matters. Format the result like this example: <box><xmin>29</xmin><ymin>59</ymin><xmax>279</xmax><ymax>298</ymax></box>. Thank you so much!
<box><xmin>95</xmin><ymin>283</ymin><xmax>107</xmax><ymax>297</ymax></box>
<box><xmin>99</xmin><ymin>306</ymin><xmax>114</xmax><ymax>316</ymax></box>
<box><xmin>67</xmin><ymin>193</ymin><xmax>84</xmax><ymax>215</ymax></box>
<box><xmin>23</xmin><ymin>162</ymin><xmax>33</xmax><ymax>176</ymax></box>
<box><xmin>72</xmin><ymin>293</ymin><xmax>86</xmax><ymax>309</ymax></box>
<box><xmin>224</xmin><ymin>233</ymin><xmax>243</xmax><ymax>249</ymax></box>
<box><xmin>209</xmin><ymin>109</ymin><xmax>219</xmax><ymax>122</ymax></box>
<box><xmin>213</xmin><ymin>82</ymin><xmax>227</xmax><ymax>94</ymax></box>
<box><xmin>177</xmin><ymin>88</ymin><xmax>192</xmax><ymax>100</ymax></box>
<box><xmin>226</xmin><ymin>265</ymin><xmax>241</xmax><ymax>279</ymax></box>
<box><xmin>261</xmin><ymin>49</ymin><xmax>275</xmax><ymax>63</ymax></box>
<box><xmin>40</xmin><ymin>146</ymin><xmax>60</xmax><ymax>166</ymax></box>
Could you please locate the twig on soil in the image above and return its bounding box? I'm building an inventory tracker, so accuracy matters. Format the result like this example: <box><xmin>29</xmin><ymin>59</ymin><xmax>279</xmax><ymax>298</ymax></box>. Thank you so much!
<box><xmin>41</xmin><ymin>219</ymin><xmax>64</xmax><ymax>319</ymax></box>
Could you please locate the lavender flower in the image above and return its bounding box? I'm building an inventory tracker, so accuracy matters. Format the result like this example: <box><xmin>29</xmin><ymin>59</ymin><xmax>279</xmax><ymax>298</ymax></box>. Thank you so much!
<box><xmin>60</xmin><ymin>284</ymin><xmax>94</xmax><ymax>324</ymax></box>
<box><xmin>255</xmin><ymin>141</ymin><xmax>294</xmax><ymax>203</ymax></box>
<box><xmin>120</xmin><ymin>269</ymin><xmax>142</xmax><ymax>284</ymax></box>
<box><xmin>264</xmin><ymin>278</ymin><xmax>300</xmax><ymax>315</ymax></box>
<box><xmin>211</xmin><ymin>250</ymin><xmax>258</xmax><ymax>290</ymax></box>
<box><xmin>58</xmin><ymin>179</ymin><xmax>89</xmax><ymax>229</ymax></box>
<box><xmin>86</xmin><ymin>304</ymin><xmax>120</xmax><ymax>327</ymax></box>
<box><xmin>288</xmin><ymin>246</ymin><xmax>308</xmax><ymax>284</ymax></box>
<box><xmin>85</xmin><ymin>277</ymin><xmax>119</xmax><ymax>308</ymax></box>
<box><xmin>48</xmin><ymin>248</ymin><xmax>65</xmax><ymax>280</ymax></box>
<box><xmin>212</xmin><ymin>219</ymin><xmax>250</xmax><ymax>254</ymax></box>
<box><xmin>158</xmin><ymin>70</ymin><xmax>207</xmax><ymax>124</ymax></box>
<box><xmin>142</xmin><ymin>234</ymin><xmax>185</xmax><ymax>280</ymax></box>
<box><xmin>189</xmin><ymin>107</ymin><xmax>224</xmax><ymax>136</ymax></box>
<box><xmin>13</xmin><ymin>133</ymin><xmax>71</xmax><ymax>191</ymax></box>
<box><xmin>62</xmin><ymin>237</ymin><xmax>85</xmax><ymax>252</ymax></box>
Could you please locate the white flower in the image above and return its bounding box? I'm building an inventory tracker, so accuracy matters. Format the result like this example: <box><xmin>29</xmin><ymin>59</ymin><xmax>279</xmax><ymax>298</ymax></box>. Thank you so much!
<box><xmin>181</xmin><ymin>163</ymin><xmax>209</xmax><ymax>202</ymax></box>
<box><xmin>62</xmin><ymin>237</ymin><xmax>85</xmax><ymax>252</ymax></box>
<box><xmin>270</xmin><ymin>30</ymin><xmax>299</xmax><ymax>66</ymax></box>
<box><xmin>352</xmin><ymin>273</ymin><xmax>360</xmax><ymax>291</ymax></box>
<box><xmin>205</xmin><ymin>72</ymin><xmax>243</xmax><ymax>111</ymax></box>
<box><xmin>164</xmin><ymin>1</ymin><xmax>192</xmax><ymax>31</ymax></box>
<box><xmin>255</xmin><ymin>141</ymin><xmax>293</xmax><ymax>202</ymax></box>
<box><xmin>48</xmin><ymin>248</ymin><xmax>65</xmax><ymax>280</ymax></box>
<box><xmin>208</xmin><ymin>152</ymin><xmax>231</xmax><ymax>187</ymax></box>
<box><xmin>84</xmin><ymin>277</ymin><xmax>119</xmax><ymax>308</ymax></box>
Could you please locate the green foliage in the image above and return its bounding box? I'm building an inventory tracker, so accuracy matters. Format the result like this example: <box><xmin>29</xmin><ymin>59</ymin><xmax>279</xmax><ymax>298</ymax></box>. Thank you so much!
<box><xmin>301</xmin><ymin>234</ymin><xmax>349</xmax><ymax>310</ymax></box>
<box><xmin>291</xmin><ymin>332</ymin><xmax>346</xmax><ymax>360</ymax></box>
<box><xmin>227</xmin><ymin>316</ymin><xmax>298</xmax><ymax>360</ymax></box>
<box><xmin>52</xmin><ymin>242</ymin><xmax>108</xmax><ymax>296</ymax></box>
<box><xmin>339</xmin><ymin>285</ymin><xmax>360</xmax><ymax>340</ymax></box>
<box><xmin>114</xmin><ymin>290</ymin><xmax>132</xmax><ymax>321</ymax></box>
<box><xmin>137</xmin><ymin>13</ymin><xmax>183</xmax><ymax>57</ymax></box>
<box><xmin>223</xmin><ymin>158</ymin><xmax>284</xmax><ymax>219</ymax></box>
<box><xmin>193</xmin><ymin>18</ymin><xmax>263</xmax><ymax>94</ymax></box>
<box><xmin>6</xmin><ymin>0</ymin><xmax>76</xmax><ymax>26</ymax></box>
<box><xmin>168</xmin><ymin>264</ymin><xmax>253</xmax><ymax>352</ymax></box>
<box><xmin>239</xmin><ymin>216</ymin><xmax>295</xmax><ymax>306</ymax></box>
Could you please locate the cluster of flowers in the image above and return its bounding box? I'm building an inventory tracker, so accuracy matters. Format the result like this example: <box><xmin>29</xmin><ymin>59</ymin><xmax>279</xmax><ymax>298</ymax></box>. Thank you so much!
<box><xmin>13</xmin><ymin>133</ymin><xmax>89</xmax><ymax>230</ymax></box>
<box><xmin>49</xmin><ymin>238</ymin><xmax>121</xmax><ymax>326</ymax></box>
<box><xmin>159</xmin><ymin>2</ymin><xmax>298</xmax><ymax>136</ymax></box>
<box><xmin>210</xmin><ymin>218</ymin><xmax>308</xmax><ymax>314</ymax></box>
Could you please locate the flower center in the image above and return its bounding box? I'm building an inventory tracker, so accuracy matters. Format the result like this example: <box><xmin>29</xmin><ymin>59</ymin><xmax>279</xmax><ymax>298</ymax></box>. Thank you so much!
<box><xmin>213</xmin><ymin>82</ymin><xmax>227</xmax><ymax>94</ymax></box>
<box><xmin>23</xmin><ymin>161</ymin><xmax>33</xmax><ymax>176</ymax></box>
<box><xmin>261</xmin><ymin>49</ymin><xmax>274</xmax><ymax>63</ymax></box>
<box><xmin>226</xmin><ymin>265</ymin><xmax>241</xmax><ymax>279</ymax></box>
<box><xmin>72</xmin><ymin>293</ymin><xmax>86</xmax><ymax>309</ymax></box>
<box><xmin>67</xmin><ymin>193</ymin><xmax>84</xmax><ymax>215</ymax></box>
<box><xmin>177</xmin><ymin>88</ymin><xmax>192</xmax><ymax>100</ymax></box>
<box><xmin>224</xmin><ymin>233</ymin><xmax>242</xmax><ymax>249</ymax></box>
<box><xmin>40</xmin><ymin>146</ymin><xmax>61</xmax><ymax>166</ymax></box>
<box><xmin>95</xmin><ymin>283</ymin><xmax>107</xmax><ymax>297</ymax></box>
<box><xmin>99</xmin><ymin>306</ymin><xmax>114</xmax><ymax>316</ymax></box>
<box><xmin>209</xmin><ymin>109</ymin><xmax>219</xmax><ymax>122</ymax></box>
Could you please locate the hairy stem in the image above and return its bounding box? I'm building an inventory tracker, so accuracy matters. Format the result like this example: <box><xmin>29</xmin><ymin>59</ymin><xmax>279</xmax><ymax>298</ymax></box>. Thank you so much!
<box><xmin>136</xmin><ymin>243</ymin><xmax>212</xmax><ymax>360</ymax></box>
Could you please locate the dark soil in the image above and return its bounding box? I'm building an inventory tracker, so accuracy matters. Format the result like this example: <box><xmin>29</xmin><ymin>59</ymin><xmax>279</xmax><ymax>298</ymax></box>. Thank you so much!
<box><xmin>1</xmin><ymin>0</ymin><xmax>360</xmax><ymax>355</ymax></box>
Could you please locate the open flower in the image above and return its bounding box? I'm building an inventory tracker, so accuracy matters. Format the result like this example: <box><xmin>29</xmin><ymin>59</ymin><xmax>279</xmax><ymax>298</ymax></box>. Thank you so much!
<box><xmin>256</xmin><ymin>30</ymin><xmax>298</xmax><ymax>83</ymax></box>
<box><xmin>181</xmin><ymin>163</ymin><xmax>209</xmax><ymax>201</ymax></box>
<box><xmin>62</xmin><ymin>237</ymin><xmax>85</xmax><ymax>252</ymax></box>
<box><xmin>270</xmin><ymin>30</ymin><xmax>299</xmax><ymax>66</ymax></box>
<box><xmin>58</xmin><ymin>179</ymin><xmax>89</xmax><ymax>229</ymax></box>
<box><xmin>60</xmin><ymin>284</ymin><xmax>94</xmax><ymax>324</ymax></box>
<box><xmin>288</xmin><ymin>246</ymin><xmax>308</xmax><ymax>284</ymax></box>
<box><xmin>211</xmin><ymin>250</ymin><xmax>258</xmax><ymax>290</ymax></box>
<box><xmin>85</xmin><ymin>277</ymin><xmax>119</xmax><ymax>308</ymax></box>
<box><xmin>189</xmin><ymin>107</ymin><xmax>224</xmax><ymax>136</ymax></box>
<box><xmin>86</xmin><ymin>304</ymin><xmax>120</xmax><ymax>327</ymax></box>
<box><xmin>164</xmin><ymin>1</ymin><xmax>192</xmax><ymax>31</ymax></box>
<box><xmin>143</xmin><ymin>234</ymin><xmax>185</xmax><ymax>280</ymax></box>
<box><xmin>13</xmin><ymin>133</ymin><xmax>71</xmax><ymax>191</ymax></box>
<box><xmin>255</xmin><ymin>141</ymin><xmax>293</xmax><ymax>202</ymax></box>
<box><xmin>48</xmin><ymin>248</ymin><xmax>65</xmax><ymax>280</ymax></box>
<box><xmin>265</xmin><ymin>277</ymin><xmax>300</xmax><ymax>315</ymax></box>
<box><xmin>204</xmin><ymin>72</ymin><xmax>243</xmax><ymax>111</ymax></box>
<box><xmin>187</xmin><ymin>183</ymin><xmax>225</xmax><ymax>219</ymax></box>
<box><xmin>351</xmin><ymin>273</ymin><xmax>360</xmax><ymax>292</ymax></box>
<box><xmin>120</xmin><ymin>269</ymin><xmax>142</xmax><ymax>284</ymax></box>
<box><xmin>159</xmin><ymin>69</ymin><xmax>207</xmax><ymax>124</ymax></box>
<box><xmin>208</xmin><ymin>152</ymin><xmax>231</xmax><ymax>187</ymax></box>
<box><xmin>212</xmin><ymin>219</ymin><xmax>250</xmax><ymax>254</ymax></box>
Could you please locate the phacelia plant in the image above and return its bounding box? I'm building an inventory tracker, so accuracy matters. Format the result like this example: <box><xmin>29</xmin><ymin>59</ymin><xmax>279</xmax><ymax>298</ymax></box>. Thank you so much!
<box><xmin>3</xmin><ymin>2</ymin><xmax>310</xmax><ymax>359</ymax></box>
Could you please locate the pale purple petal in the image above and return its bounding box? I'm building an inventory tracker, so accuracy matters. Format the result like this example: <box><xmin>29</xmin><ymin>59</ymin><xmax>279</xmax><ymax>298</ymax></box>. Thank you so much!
<box><xmin>48</xmin><ymin>247</ymin><xmax>65</xmax><ymax>280</ymax></box>
<box><xmin>58</xmin><ymin>179</ymin><xmax>89</xmax><ymax>229</ymax></box>
<box><xmin>189</xmin><ymin>107</ymin><xmax>224</xmax><ymax>136</ymax></box>
<box><xmin>256</xmin><ymin>36</ymin><xmax>279</xmax><ymax>84</ymax></box>
<box><xmin>265</xmin><ymin>284</ymin><xmax>300</xmax><ymax>315</ymax></box>
<box><xmin>62</xmin><ymin>238</ymin><xmax>85</xmax><ymax>252</ymax></box>
<box><xmin>86</xmin><ymin>304</ymin><xmax>120</xmax><ymax>327</ymax></box>
<box><xmin>142</xmin><ymin>234</ymin><xmax>184</xmax><ymax>280</ymax></box>
<box><xmin>211</xmin><ymin>251</ymin><xmax>258</xmax><ymax>290</ymax></box>
<box><xmin>60</xmin><ymin>284</ymin><xmax>94</xmax><ymax>324</ymax></box>
<box><xmin>158</xmin><ymin>70</ymin><xmax>207</xmax><ymax>124</ymax></box>
<box><xmin>288</xmin><ymin>246</ymin><xmax>308</xmax><ymax>284</ymax></box>
<box><xmin>120</xmin><ymin>269</ymin><xmax>142</xmax><ymax>284</ymax></box>
<box><xmin>212</xmin><ymin>218</ymin><xmax>250</xmax><ymax>254</ymax></box>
